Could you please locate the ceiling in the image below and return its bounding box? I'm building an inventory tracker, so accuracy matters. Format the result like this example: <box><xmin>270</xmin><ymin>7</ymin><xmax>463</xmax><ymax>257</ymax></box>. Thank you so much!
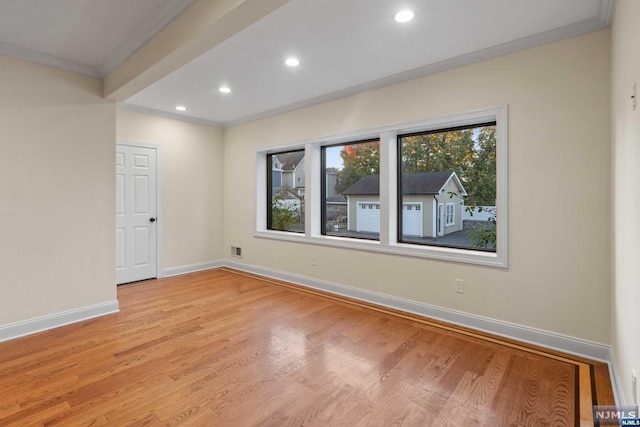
<box><xmin>0</xmin><ymin>0</ymin><xmax>614</xmax><ymax>127</ymax></box>
<box><xmin>0</xmin><ymin>0</ymin><xmax>194</xmax><ymax>77</ymax></box>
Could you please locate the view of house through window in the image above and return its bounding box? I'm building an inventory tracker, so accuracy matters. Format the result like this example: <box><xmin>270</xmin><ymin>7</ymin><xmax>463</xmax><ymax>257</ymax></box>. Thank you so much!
<box><xmin>261</xmin><ymin>109</ymin><xmax>505</xmax><ymax>265</ymax></box>
<box><xmin>398</xmin><ymin>123</ymin><xmax>497</xmax><ymax>251</ymax></box>
<box><xmin>322</xmin><ymin>139</ymin><xmax>380</xmax><ymax>240</ymax></box>
<box><xmin>267</xmin><ymin>150</ymin><xmax>305</xmax><ymax>233</ymax></box>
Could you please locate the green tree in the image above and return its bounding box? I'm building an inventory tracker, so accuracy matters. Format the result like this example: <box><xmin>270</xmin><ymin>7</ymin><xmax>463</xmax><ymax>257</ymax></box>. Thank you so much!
<box><xmin>333</xmin><ymin>125</ymin><xmax>497</xmax><ymax>250</ymax></box>
<box><xmin>270</xmin><ymin>188</ymin><xmax>302</xmax><ymax>231</ymax></box>
<box><xmin>401</xmin><ymin>129</ymin><xmax>475</xmax><ymax>177</ymax></box>
<box><xmin>463</xmin><ymin>127</ymin><xmax>496</xmax><ymax>206</ymax></box>
<box><xmin>335</xmin><ymin>141</ymin><xmax>380</xmax><ymax>194</ymax></box>
<box><xmin>466</xmin><ymin>207</ymin><xmax>496</xmax><ymax>249</ymax></box>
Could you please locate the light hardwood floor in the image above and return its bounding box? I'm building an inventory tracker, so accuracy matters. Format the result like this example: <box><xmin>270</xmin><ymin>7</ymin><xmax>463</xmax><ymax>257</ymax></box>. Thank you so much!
<box><xmin>0</xmin><ymin>268</ymin><xmax>614</xmax><ymax>426</ymax></box>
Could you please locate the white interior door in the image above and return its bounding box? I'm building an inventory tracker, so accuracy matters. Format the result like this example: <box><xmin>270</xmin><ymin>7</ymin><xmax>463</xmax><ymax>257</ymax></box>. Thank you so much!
<box><xmin>116</xmin><ymin>144</ymin><xmax>157</xmax><ymax>284</ymax></box>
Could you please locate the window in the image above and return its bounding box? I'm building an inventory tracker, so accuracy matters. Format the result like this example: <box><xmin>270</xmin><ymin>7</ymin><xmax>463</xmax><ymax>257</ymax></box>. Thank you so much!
<box><xmin>398</xmin><ymin>123</ymin><xmax>496</xmax><ymax>252</ymax></box>
<box><xmin>267</xmin><ymin>149</ymin><xmax>305</xmax><ymax>233</ymax></box>
<box><xmin>256</xmin><ymin>106</ymin><xmax>508</xmax><ymax>267</ymax></box>
<box><xmin>321</xmin><ymin>139</ymin><xmax>380</xmax><ymax>240</ymax></box>
<box><xmin>445</xmin><ymin>203</ymin><xmax>455</xmax><ymax>226</ymax></box>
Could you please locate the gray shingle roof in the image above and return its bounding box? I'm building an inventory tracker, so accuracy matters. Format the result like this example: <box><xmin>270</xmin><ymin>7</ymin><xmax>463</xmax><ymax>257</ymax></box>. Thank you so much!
<box><xmin>342</xmin><ymin>171</ymin><xmax>459</xmax><ymax>195</ymax></box>
<box><xmin>275</xmin><ymin>152</ymin><xmax>304</xmax><ymax>171</ymax></box>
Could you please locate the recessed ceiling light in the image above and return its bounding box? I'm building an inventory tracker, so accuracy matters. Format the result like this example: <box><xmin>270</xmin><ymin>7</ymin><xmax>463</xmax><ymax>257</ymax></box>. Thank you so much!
<box><xmin>175</xmin><ymin>105</ymin><xmax>186</xmax><ymax>111</ymax></box>
<box><xmin>219</xmin><ymin>86</ymin><xmax>231</xmax><ymax>94</ymax></box>
<box><xmin>285</xmin><ymin>57</ymin><xmax>300</xmax><ymax>67</ymax></box>
<box><xmin>394</xmin><ymin>10</ymin><xmax>414</xmax><ymax>23</ymax></box>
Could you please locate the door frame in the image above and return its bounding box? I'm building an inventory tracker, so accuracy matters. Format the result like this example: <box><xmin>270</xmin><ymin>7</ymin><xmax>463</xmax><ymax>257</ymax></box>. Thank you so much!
<box><xmin>116</xmin><ymin>140</ymin><xmax>164</xmax><ymax>281</ymax></box>
<box><xmin>437</xmin><ymin>203</ymin><xmax>445</xmax><ymax>237</ymax></box>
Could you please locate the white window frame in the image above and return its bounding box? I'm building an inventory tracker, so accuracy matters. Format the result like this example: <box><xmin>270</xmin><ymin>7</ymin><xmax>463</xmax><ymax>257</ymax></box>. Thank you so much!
<box><xmin>255</xmin><ymin>105</ymin><xmax>508</xmax><ymax>268</ymax></box>
<box><xmin>445</xmin><ymin>203</ymin><xmax>455</xmax><ymax>226</ymax></box>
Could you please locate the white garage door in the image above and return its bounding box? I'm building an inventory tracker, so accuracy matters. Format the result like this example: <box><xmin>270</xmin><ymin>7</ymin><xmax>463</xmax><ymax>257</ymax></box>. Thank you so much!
<box><xmin>402</xmin><ymin>203</ymin><xmax>423</xmax><ymax>236</ymax></box>
<box><xmin>356</xmin><ymin>202</ymin><xmax>422</xmax><ymax>236</ymax></box>
<box><xmin>356</xmin><ymin>203</ymin><xmax>380</xmax><ymax>232</ymax></box>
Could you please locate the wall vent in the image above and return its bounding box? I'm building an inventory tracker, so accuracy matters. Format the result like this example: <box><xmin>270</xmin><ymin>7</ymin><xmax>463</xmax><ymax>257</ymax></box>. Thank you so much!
<box><xmin>230</xmin><ymin>246</ymin><xmax>242</xmax><ymax>258</ymax></box>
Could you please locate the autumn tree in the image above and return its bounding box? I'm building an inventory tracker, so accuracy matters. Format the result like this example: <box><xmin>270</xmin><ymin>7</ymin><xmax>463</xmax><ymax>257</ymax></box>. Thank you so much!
<box><xmin>334</xmin><ymin>125</ymin><xmax>496</xmax><ymax>206</ymax></box>
<box><xmin>334</xmin><ymin>141</ymin><xmax>380</xmax><ymax>194</ymax></box>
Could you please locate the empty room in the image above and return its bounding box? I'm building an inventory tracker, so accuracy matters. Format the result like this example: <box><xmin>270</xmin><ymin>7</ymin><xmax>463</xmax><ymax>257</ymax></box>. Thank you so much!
<box><xmin>0</xmin><ymin>0</ymin><xmax>638</xmax><ymax>425</ymax></box>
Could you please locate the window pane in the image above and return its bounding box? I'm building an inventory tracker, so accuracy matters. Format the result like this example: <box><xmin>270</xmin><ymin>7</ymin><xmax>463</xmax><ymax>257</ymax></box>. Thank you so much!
<box><xmin>322</xmin><ymin>139</ymin><xmax>380</xmax><ymax>240</ymax></box>
<box><xmin>398</xmin><ymin>123</ymin><xmax>497</xmax><ymax>252</ymax></box>
<box><xmin>267</xmin><ymin>150</ymin><xmax>305</xmax><ymax>233</ymax></box>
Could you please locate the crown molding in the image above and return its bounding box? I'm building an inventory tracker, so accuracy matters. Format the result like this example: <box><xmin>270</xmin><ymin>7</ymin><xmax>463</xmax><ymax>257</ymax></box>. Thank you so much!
<box><xmin>224</xmin><ymin>16</ymin><xmax>610</xmax><ymax>128</ymax></box>
<box><xmin>598</xmin><ymin>0</ymin><xmax>616</xmax><ymax>25</ymax></box>
<box><xmin>117</xmin><ymin>103</ymin><xmax>224</xmax><ymax>128</ymax></box>
<box><xmin>0</xmin><ymin>0</ymin><xmax>194</xmax><ymax>79</ymax></box>
<box><xmin>99</xmin><ymin>0</ymin><xmax>195</xmax><ymax>77</ymax></box>
<box><xmin>0</xmin><ymin>42</ymin><xmax>101</xmax><ymax>77</ymax></box>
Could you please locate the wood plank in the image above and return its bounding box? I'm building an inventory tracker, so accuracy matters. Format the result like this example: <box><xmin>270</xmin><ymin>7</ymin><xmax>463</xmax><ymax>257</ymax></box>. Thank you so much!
<box><xmin>0</xmin><ymin>268</ymin><xmax>614</xmax><ymax>426</ymax></box>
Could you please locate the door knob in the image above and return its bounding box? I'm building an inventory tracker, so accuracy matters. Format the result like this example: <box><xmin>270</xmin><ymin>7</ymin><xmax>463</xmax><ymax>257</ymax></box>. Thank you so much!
<box><xmin>149</xmin><ymin>217</ymin><xmax>156</xmax><ymax>223</ymax></box>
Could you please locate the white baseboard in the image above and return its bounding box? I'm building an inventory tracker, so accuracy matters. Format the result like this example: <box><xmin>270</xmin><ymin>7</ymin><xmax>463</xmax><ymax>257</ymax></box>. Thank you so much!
<box><xmin>608</xmin><ymin>348</ymin><xmax>626</xmax><ymax>405</ymax></box>
<box><xmin>223</xmin><ymin>260</ymin><xmax>612</xmax><ymax>363</ymax></box>
<box><xmin>0</xmin><ymin>259</ymin><xmax>614</xmax><ymax>375</ymax></box>
<box><xmin>0</xmin><ymin>300</ymin><xmax>119</xmax><ymax>343</ymax></box>
<box><xmin>163</xmin><ymin>260</ymin><xmax>225</xmax><ymax>277</ymax></box>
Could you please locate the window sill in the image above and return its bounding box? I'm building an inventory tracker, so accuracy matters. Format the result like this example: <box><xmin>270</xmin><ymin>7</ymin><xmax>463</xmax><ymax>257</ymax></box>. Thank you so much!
<box><xmin>254</xmin><ymin>230</ymin><xmax>507</xmax><ymax>268</ymax></box>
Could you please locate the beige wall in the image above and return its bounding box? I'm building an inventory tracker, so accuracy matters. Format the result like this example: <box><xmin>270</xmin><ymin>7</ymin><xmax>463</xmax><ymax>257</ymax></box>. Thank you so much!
<box><xmin>116</xmin><ymin>110</ymin><xmax>225</xmax><ymax>269</ymax></box>
<box><xmin>224</xmin><ymin>30</ymin><xmax>612</xmax><ymax>344</ymax></box>
<box><xmin>0</xmin><ymin>55</ymin><xmax>116</xmax><ymax>326</ymax></box>
<box><xmin>611</xmin><ymin>0</ymin><xmax>640</xmax><ymax>405</ymax></box>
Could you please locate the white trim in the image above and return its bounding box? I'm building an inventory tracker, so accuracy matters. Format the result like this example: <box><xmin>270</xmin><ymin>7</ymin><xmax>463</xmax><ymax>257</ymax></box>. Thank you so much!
<box><xmin>223</xmin><ymin>16</ymin><xmax>609</xmax><ymax>128</ymax></box>
<box><xmin>445</xmin><ymin>202</ymin><xmax>455</xmax><ymax>226</ymax></box>
<box><xmin>116</xmin><ymin>140</ymin><xmax>164</xmax><ymax>280</ymax></box>
<box><xmin>598</xmin><ymin>0</ymin><xmax>617</xmax><ymax>25</ymax></box>
<box><xmin>223</xmin><ymin>260</ymin><xmax>611</xmax><ymax>362</ymax></box>
<box><xmin>0</xmin><ymin>260</ymin><xmax>614</xmax><ymax>367</ymax></box>
<box><xmin>0</xmin><ymin>301</ymin><xmax>119</xmax><ymax>343</ymax></box>
<box><xmin>117</xmin><ymin>104</ymin><xmax>223</xmax><ymax>128</ymax></box>
<box><xmin>255</xmin><ymin>105</ymin><xmax>509</xmax><ymax>268</ymax></box>
<box><xmin>0</xmin><ymin>1</ymin><xmax>194</xmax><ymax>78</ymax></box>
<box><xmin>380</xmin><ymin>131</ymin><xmax>397</xmax><ymax>245</ymax></box>
<box><xmin>437</xmin><ymin>203</ymin><xmax>445</xmax><ymax>237</ymax></box>
<box><xmin>439</xmin><ymin>171</ymin><xmax>468</xmax><ymax>197</ymax></box>
<box><xmin>0</xmin><ymin>42</ymin><xmax>101</xmax><ymax>77</ymax></box>
<box><xmin>163</xmin><ymin>260</ymin><xmax>225</xmax><ymax>278</ymax></box>
<box><xmin>432</xmin><ymin>198</ymin><xmax>437</xmax><ymax>237</ymax></box>
<box><xmin>609</xmin><ymin>348</ymin><xmax>626</xmax><ymax>405</ymax></box>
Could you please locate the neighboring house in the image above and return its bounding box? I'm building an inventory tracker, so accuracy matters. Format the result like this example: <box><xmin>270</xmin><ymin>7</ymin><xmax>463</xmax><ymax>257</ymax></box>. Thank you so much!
<box><xmin>324</xmin><ymin>168</ymin><xmax>347</xmax><ymax>223</ymax></box>
<box><xmin>273</xmin><ymin>152</ymin><xmax>305</xmax><ymax>196</ymax></box>
<box><xmin>325</xmin><ymin>194</ymin><xmax>348</xmax><ymax>223</ymax></box>
<box><xmin>273</xmin><ymin>187</ymin><xmax>303</xmax><ymax>209</ymax></box>
<box><xmin>325</xmin><ymin>168</ymin><xmax>340</xmax><ymax>197</ymax></box>
<box><xmin>342</xmin><ymin>171</ymin><xmax>468</xmax><ymax>238</ymax></box>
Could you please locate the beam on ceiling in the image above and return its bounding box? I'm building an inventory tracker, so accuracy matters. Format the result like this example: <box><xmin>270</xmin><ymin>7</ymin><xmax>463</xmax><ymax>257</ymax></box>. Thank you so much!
<box><xmin>104</xmin><ymin>0</ymin><xmax>290</xmax><ymax>101</ymax></box>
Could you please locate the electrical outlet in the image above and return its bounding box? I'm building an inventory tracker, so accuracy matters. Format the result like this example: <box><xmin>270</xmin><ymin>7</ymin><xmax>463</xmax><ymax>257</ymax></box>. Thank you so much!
<box><xmin>455</xmin><ymin>279</ymin><xmax>464</xmax><ymax>294</ymax></box>
<box><xmin>230</xmin><ymin>245</ymin><xmax>242</xmax><ymax>258</ymax></box>
<box><xmin>633</xmin><ymin>370</ymin><xmax>637</xmax><ymax>404</ymax></box>
<box><xmin>310</xmin><ymin>255</ymin><xmax>317</xmax><ymax>266</ymax></box>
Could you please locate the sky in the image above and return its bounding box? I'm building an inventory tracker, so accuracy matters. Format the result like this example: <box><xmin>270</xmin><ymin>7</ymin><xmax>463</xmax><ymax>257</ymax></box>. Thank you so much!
<box><xmin>325</xmin><ymin>146</ymin><xmax>344</xmax><ymax>170</ymax></box>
